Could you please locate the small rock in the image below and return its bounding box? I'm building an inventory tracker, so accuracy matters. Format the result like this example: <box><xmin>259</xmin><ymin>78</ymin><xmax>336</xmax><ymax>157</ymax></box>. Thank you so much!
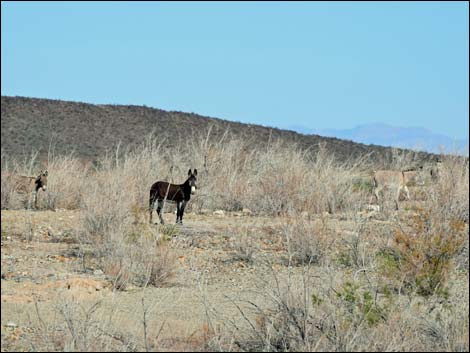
<box><xmin>5</xmin><ymin>322</ymin><xmax>17</xmax><ymax>328</ymax></box>
<box><xmin>124</xmin><ymin>285</ymin><xmax>137</xmax><ymax>292</ymax></box>
<box><xmin>213</xmin><ymin>210</ymin><xmax>225</xmax><ymax>216</ymax></box>
<box><xmin>242</xmin><ymin>208</ymin><xmax>252</xmax><ymax>216</ymax></box>
<box><xmin>367</xmin><ymin>205</ymin><xmax>380</xmax><ymax>212</ymax></box>
<box><xmin>93</xmin><ymin>269</ymin><xmax>104</xmax><ymax>276</ymax></box>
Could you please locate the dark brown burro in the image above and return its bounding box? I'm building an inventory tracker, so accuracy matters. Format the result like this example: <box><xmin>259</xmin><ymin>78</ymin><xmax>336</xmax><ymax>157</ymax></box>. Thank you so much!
<box><xmin>149</xmin><ymin>169</ymin><xmax>198</xmax><ymax>225</ymax></box>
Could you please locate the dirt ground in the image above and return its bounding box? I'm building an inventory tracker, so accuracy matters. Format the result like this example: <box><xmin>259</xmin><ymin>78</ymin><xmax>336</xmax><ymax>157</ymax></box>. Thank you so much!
<box><xmin>1</xmin><ymin>205</ymin><xmax>468</xmax><ymax>351</ymax></box>
<box><xmin>0</xmin><ymin>210</ymin><xmax>303</xmax><ymax>351</ymax></box>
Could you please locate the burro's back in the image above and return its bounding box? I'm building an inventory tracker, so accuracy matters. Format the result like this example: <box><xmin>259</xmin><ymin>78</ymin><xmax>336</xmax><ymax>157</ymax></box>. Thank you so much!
<box><xmin>373</xmin><ymin>170</ymin><xmax>405</xmax><ymax>186</ymax></box>
<box><xmin>372</xmin><ymin>170</ymin><xmax>408</xmax><ymax>210</ymax></box>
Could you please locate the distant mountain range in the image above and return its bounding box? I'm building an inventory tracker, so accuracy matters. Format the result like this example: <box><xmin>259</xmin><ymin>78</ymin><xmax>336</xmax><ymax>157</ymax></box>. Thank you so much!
<box><xmin>288</xmin><ymin>123</ymin><xmax>469</xmax><ymax>156</ymax></box>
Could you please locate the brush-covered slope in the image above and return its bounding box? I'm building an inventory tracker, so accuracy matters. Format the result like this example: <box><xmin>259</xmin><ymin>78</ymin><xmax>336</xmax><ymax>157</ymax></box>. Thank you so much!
<box><xmin>1</xmin><ymin>96</ymin><xmax>437</xmax><ymax>164</ymax></box>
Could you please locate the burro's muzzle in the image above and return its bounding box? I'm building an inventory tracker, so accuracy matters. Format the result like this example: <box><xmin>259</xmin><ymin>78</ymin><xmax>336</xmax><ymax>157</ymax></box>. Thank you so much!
<box><xmin>42</xmin><ymin>185</ymin><xmax>47</xmax><ymax>191</ymax></box>
<box><xmin>191</xmin><ymin>186</ymin><xmax>196</xmax><ymax>194</ymax></box>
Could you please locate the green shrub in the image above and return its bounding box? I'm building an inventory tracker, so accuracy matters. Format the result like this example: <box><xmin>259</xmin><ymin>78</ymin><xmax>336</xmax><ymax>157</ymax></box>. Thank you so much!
<box><xmin>335</xmin><ymin>281</ymin><xmax>389</xmax><ymax>327</ymax></box>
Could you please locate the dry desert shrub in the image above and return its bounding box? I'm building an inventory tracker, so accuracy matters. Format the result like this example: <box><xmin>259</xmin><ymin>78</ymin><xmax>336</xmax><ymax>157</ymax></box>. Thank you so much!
<box><xmin>427</xmin><ymin>154</ymin><xmax>469</xmax><ymax>223</ymax></box>
<box><xmin>230</xmin><ymin>227</ymin><xmax>259</xmax><ymax>264</ymax></box>
<box><xmin>200</xmin><ymin>259</ymin><xmax>469</xmax><ymax>352</ymax></box>
<box><xmin>40</xmin><ymin>154</ymin><xmax>90</xmax><ymax>210</ymax></box>
<box><xmin>388</xmin><ymin>147</ymin><xmax>426</xmax><ymax>171</ymax></box>
<box><xmin>378</xmin><ymin>208</ymin><xmax>467</xmax><ymax>298</ymax></box>
<box><xmin>1</xmin><ymin>169</ymin><xmax>27</xmax><ymax>209</ymax></box>
<box><xmin>282</xmin><ymin>217</ymin><xmax>335</xmax><ymax>266</ymax></box>
<box><xmin>78</xmin><ymin>165</ymin><xmax>177</xmax><ymax>290</ymax></box>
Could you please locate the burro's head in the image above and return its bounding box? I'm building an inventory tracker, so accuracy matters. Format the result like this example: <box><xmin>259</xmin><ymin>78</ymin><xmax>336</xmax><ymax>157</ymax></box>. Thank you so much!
<box><xmin>187</xmin><ymin>169</ymin><xmax>198</xmax><ymax>194</ymax></box>
<box><xmin>36</xmin><ymin>170</ymin><xmax>48</xmax><ymax>191</ymax></box>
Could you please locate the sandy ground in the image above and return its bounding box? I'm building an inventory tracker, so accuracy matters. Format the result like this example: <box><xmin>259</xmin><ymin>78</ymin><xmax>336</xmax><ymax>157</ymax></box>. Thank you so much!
<box><xmin>1</xmin><ymin>204</ymin><xmax>468</xmax><ymax>351</ymax></box>
<box><xmin>1</xmin><ymin>209</ymin><xmax>315</xmax><ymax>351</ymax></box>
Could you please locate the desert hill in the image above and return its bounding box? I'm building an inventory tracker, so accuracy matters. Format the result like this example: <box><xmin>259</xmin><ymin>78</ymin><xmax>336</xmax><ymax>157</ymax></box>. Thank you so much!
<box><xmin>1</xmin><ymin>96</ymin><xmax>438</xmax><ymax>165</ymax></box>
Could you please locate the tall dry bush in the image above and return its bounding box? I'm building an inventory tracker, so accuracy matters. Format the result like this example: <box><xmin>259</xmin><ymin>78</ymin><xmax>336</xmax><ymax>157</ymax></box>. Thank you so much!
<box><xmin>40</xmin><ymin>154</ymin><xmax>90</xmax><ymax>210</ymax></box>
<box><xmin>186</xmin><ymin>129</ymin><xmax>252</xmax><ymax>212</ymax></box>
<box><xmin>185</xmin><ymin>131</ymin><xmax>369</xmax><ymax>216</ymax></box>
<box><xmin>78</xmin><ymin>161</ymin><xmax>176</xmax><ymax>290</ymax></box>
<box><xmin>388</xmin><ymin>148</ymin><xmax>425</xmax><ymax>171</ymax></box>
<box><xmin>428</xmin><ymin>155</ymin><xmax>469</xmax><ymax>223</ymax></box>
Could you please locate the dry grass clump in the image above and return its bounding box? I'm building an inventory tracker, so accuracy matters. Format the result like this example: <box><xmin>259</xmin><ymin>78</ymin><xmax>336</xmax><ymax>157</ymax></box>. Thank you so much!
<box><xmin>230</xmin><ymin>228</ymin><xmax>259</xmax><ymax>264</ymax></box>
<box><xmin>1</xmin><ymin>170</ymin><xmax>28</xmax><ymax>209</ymax></box>
<box><xmin>40</xmin><ymin>154</ymin><xmax>90</xmax><ymax>210</ymax></box>
<box><xmin>31</xmin><ymin>297</ymin><xmax>141</xmax><ymax>352</ymax></box>
<box><xmin>282</xmin><ymin>217</ymin><xmax>334</xmax><ymax>266</ymax></box>
<box><xmin>102</xmin><ymin>233</ymin><xmax>177</xmax><ymax>291</ymax></box>
<box><xmin>428</xmin><ymin>155</ymin><xmax>469</xmax><ymax>223</ymax></box>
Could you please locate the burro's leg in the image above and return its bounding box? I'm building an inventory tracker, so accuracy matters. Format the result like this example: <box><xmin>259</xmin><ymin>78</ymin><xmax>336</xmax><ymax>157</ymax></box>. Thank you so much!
<box><xmin>29</xmin><ymin>191</ymin><xmax>37</xmax><ymax>210</ymax></box>
<box><xmin>373</xmin><ymin>186</ymin><xmax>381</xmax><ymax>205</ymax></box>
<box><xmin>403</xmin><ymin>185</ymin><xmax>411</xmax><ymax>201</ymax></box>
<box><xmin>179</xmin><ymin>200</ymin><xmax>186</xmax><ymax>225</ymax></box>
<box><xmin>176</xmin><ymin>201</ymin><xmax>181</xmax><ymax>224</ymax></box>
<box><xmin>157</xmin><ymin>200</ymin><xmax>165</xmax><ymax>225</ymax></box>
<box><xmin>149</xmin><ymin>194</ymin><xmax>155</xmax><ymax>224</ymax></box>
<box><xmin>395</xmin><ymin>186</ymin><xmax>401</xmax><ymax>210</ymax></box>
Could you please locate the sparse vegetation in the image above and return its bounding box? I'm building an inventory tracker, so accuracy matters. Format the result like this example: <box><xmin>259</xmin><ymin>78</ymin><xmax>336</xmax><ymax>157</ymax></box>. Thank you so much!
<box><xmin>1</xmin><ymin>96</ymin><xmax>439</xmax><ymax>165</ymax></box>
<box><xmin>1</xmin><ymin>110</ymin><xmax>468</xmax><ymax>351</ymax></box>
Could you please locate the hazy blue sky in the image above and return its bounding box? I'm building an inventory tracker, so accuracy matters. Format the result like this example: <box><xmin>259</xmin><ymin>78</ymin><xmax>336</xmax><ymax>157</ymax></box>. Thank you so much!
<box><xmin>2</xmin><ymin>1</ymin><xmax>469</xmax><ymax>139</ymax></box>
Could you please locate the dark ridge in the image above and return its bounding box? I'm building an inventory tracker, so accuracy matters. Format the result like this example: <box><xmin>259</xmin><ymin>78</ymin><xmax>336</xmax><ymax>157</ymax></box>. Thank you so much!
<box><xmin>1</xmin><ymin>95</ymin><xmax>440</xmax><ymax>165</ymax></box>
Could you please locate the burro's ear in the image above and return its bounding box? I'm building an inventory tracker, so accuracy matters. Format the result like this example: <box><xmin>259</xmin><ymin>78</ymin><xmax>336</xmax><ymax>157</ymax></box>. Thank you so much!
<box><xmin>193</xmin><ymin>169</ymin><xmax>198</xmax><ymax>176</ymax></box>
<box><xmin>188</xmin><ymin>169</ymin><xmax>192</xmax><ymax>176</ymax></box>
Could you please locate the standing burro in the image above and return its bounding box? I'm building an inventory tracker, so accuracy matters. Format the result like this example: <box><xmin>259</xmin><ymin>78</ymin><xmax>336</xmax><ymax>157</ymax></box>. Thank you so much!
<box><xmin>8</xmin><ymin>170</ymin><xmax>49</xmax><ymax>209</ymax></box>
